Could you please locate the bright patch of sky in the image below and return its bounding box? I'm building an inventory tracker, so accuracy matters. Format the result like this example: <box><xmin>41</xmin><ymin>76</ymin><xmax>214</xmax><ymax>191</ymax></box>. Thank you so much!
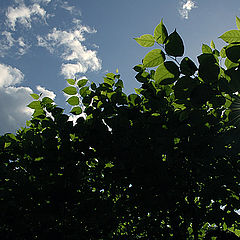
<box><xmin>0</xmin><ymin>0</ymin><xmax>240</xmax><ymax>133</ymax></box>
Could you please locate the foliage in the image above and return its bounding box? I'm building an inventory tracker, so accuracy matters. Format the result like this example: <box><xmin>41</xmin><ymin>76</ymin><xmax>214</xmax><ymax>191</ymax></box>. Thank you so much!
<box><xmin>1</xmin><ymin>18</ymin><xmax>240</xmax><ymax>239</ymax></box>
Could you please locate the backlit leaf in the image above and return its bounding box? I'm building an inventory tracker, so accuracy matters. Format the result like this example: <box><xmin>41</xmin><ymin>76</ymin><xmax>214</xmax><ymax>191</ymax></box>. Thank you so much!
<box><xmin>28</xmin><ymin>101</ymin><xmax>41</xmax><ymax>109</ymax></box>
<box><xmin>67</xmin><ymin>79</ymin><xmax>76</xmax><ymax>85</ymax></box>
<box><xmin>134</xmin><ymin>34</ymin><xmax>155</xmax><ymax>47</ymax></box>
<box><xmin>63</xmin><ymin>86</ymin><xmax>77</xmax><ymax>95</ymax></box>
<box><xmin>202</xmin><ymin>44</ymin><xmax>212</xmax><ymax>54</ymax></box>
<box><xmin>154</xmin><ymin>19</ymin><xmax>168</xmax><ymax>44</ymax></box>
<box><xmin>210</xmin><ymin>40</ymin><xmax>216</xmax><ymax>49</ymax></box>
<box><xmin>30</xmin><ymin>93</ymin><xmax>39</xmax><ymax>100</ymax></box>
<box><xmin>77</xmin><ymin>79</ymin><xmax>88</xmax><ymax>88</ymax></box>
<box><xmin>70</xmin><ymin>106</ymin><xmax>82</xmax><ymax>115</ymax></box>
<box><xmin>143</xmin><ymin>49</ymin><xmax>165</xmax><ymax>68</ymax></box>
<box><xmin>236</xmin><ymin>16</ymin><xmax>240</xmax><ymax>30</ymax></box>
<box><xmin>219</xmin><ymin>30</ymin><xmax>240</xmax><ymax>43</ymax></box>
<box><xmin>67</xmin><ymin>96</ymin><xmax>79</xmax><ymax>106</ymax></box>
<box><xmin>154</xmin><ymin>61</ymin><xmax>180</xmax><ymax>84</ymax></box>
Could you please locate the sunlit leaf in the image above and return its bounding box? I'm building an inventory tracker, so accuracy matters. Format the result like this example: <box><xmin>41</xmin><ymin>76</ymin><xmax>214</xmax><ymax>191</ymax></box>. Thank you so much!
<box><xmin>134</xmin><ymin>34</ymin><xmax>155</xmax><ymax>47</ymax></box>
<box><xmin>67</xmin><ymin>96</ymin><xmax>80</xmax><ymax>106</ymax></box>
<box><xmin>143</xmin><ymin>49</ymin><xmax>165</xmax><ymax>68</ymax></box>
<box><xmin>63</xmin><ymin>86</ymin><xmax>77</xmax><ymax>95</ymax></box>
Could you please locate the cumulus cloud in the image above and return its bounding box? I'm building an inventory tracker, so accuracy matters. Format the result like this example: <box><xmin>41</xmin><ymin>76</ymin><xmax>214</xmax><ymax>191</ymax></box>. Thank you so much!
<box><xmin>179</xmin><ymin>0</ymin><xmax>197</xmax><ymax>19</ymax></box>
<box><xmin>36</xmin><ymin>85</ymin><xmax>56</xmax><ymax>99</ymax></box>
<box><xmin>0</xmin><ymin>86</ymin><xmax>33</xmax><ymax>134</ymax></box>
<box><xmin>0</xmin><ymin>63</ymin><xmax>56</xmax><ymax>134</ymax></box>
<box><xmin>0</xmin><ymin>63</ymin><xmax>24</xmax><ymax>87</ymax></box>
<box><xmin>6</xmin><ymin>2</ymin><xmax>47</xmax><ymax>30</ymax></box>
<box><xmin>37</xmin><ymin>24</ymin><xmax>102</xmax><ymax>78</ymax></box>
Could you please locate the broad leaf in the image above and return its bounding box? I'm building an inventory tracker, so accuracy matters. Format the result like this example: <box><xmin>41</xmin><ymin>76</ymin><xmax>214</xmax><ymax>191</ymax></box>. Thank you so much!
<box><xmin>67</xmin><ymin>79</ymin><xmax>76</xmax><ymax>85</ymax></box>
<box><xmin>28</xmin><ymin>101</ymin><xmax>41</xmax><ymax>109</ymax></box>
<box><xmin>67</xmin><ymin>96</ymin><xmax>80</xmax><ymax>106</ymax></box>
<box><xmin>202</xmin><ymin>44</ymin><xmax>212</xmax><ymax>54</ymax></box>
<box><xmin>143</xmin><ymin>49</ymin><xmax>165</xmax><ymax>68</ymax></box>
<box><xmin>154</xmin><ymin>19</ymin><xmax>168</xmax><ymax>44</ymax></box>
<box><xmin>30</xmin><ymin>93</ymin><xmax>40</xmax><ymax>100</ymax></box>
<box><xmin>219</xmin><ymin>30</ymin><xmax>240</xmax><ymax>43</ymax></box>
<box><xmin>63</xmin><ymin>86</ymin><xmax>77</xmax><ymax>95</ymax></box>
<box><xmin>225</xmin><ymin>44</ymin><xmax>240</xmax><ymax>62</ymax></box>
<box><xmin>154</xmin><ymin>61</ymin><xmax>180</xmax><ymax>84</ymax></box>
<box><xmin>77</xmin><ymin>79</ymin><xmax>88</xmax><ymax>88</ymax></box>
<box><xmin>134</xmin><ymin>34</ymin><xmax>155</xmax><ymax>47</ymax></box>
<box><xmin>70</xmin><ymin>106</ymin><xmax>82</xmax><ymax>115</ymax></box>
<box><xmin>180</xmin><ymin>57</ymin><xmax>198</xmax><ymax>76</ymax></box>
<box><xmin>165</xmin><ymin>30</ymin><xmax>184</xmax><ymax>57</ymax></box>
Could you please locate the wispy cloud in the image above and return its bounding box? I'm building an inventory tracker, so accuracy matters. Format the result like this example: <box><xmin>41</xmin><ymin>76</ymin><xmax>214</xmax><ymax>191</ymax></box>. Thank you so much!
<box><xmin>37</xmin><ymin>23</ymin><xmax>102</xmax><ymax>78</ymax></box>
<box><xmin>0</xmin><ymin>31</ymin><xmax>30</xmax><ymax>57</ymax></box>
<box><xmin>6</xmin><ymin>2</ymin><xmax>48</xmax><ymax>30</ymax></box>
<box><xmin>179</xmin><ymin>0</ymin><xmax>197</xmax><ymax>19</ymax></box>
<box><xmin>61</xmin><ymin>1</ymin><xmax>81</xmax><ymax>16</ymax></box>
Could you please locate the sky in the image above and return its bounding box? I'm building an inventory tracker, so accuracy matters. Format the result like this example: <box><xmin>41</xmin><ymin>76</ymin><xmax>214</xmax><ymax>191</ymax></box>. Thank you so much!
<box><xmin>0</xmin><ymin>0</ymin><xmax>240</xmax><ymax>134</ymax></box>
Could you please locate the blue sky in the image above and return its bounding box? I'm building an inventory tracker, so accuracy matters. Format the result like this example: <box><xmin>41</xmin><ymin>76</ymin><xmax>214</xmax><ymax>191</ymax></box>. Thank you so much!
<box><xmin>0</xmin><ymin>0</ymin><xmax>240</xmax><ymax>134</ymax></box>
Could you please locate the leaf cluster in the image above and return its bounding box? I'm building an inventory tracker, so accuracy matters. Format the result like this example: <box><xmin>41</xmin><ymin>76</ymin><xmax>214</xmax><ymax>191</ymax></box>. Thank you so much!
<box><xmin>0</xmin><ymin>18</ymin><xmax>240</xmax><ymax>239</ymax></box>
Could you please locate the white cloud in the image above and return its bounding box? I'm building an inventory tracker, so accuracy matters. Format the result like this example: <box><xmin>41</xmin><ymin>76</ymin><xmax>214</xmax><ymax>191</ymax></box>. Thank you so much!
<box><xmin>0</xmin><ymin>32</ymin><xmax>30</xmax><ymax>57</ymax></box>
<box><xmin>6</xmin><ymin>3</ymin><xmax>47</xmax><ymax>30</ymax></box>
<box><xmin>61</xmin><ymin>1</ymin><xmax>81</xmax><ymax>16</ymax></box>
<box><xmin>0</xmin><ymin>63</ymin><xmax>24</xmax><ymax>88</ymax></box>
<box><xmin>0</xmin><ymin>63</ymin><xmax>56</xmax><ymax>134</ymax></box>
<box><xmin>36</xmin><ymin>85</ymin><xmax>56</xmax><ymax>99</ymax></box>
<box><xmin>37</xmin><ymin>24</ymin><xmax>102</xmax><ymax>78</ymax></box>
<box><xmin>179</xmin><ymin>0</ymin><xmax>197</xmax><ymax>19</ymax></box>
<box><xmin>0</xmin><ymin>86</ymin><xmax>33</xmax><ymax>134</ymax></box>
<box><xmin>31</xmin><ymin>0</ymin><xmax>51</xmax><ymax>3</ymax></box>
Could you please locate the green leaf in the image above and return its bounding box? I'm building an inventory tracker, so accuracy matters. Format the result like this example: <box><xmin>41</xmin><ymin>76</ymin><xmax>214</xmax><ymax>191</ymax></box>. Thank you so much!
<box><xmin>220</xmin><ymin>47</ymin><xmax>226</xmax><ymax>58</ymax></box>
<box><xmin>115</xmin><ymin>79</ymin><xmax>124</xmax><ymax>88</ymax></box>
<box><xmin>165</xmin><ymin>30</ymin><xmax>184</xmax><ymax>57</ymax></box>
<box><xmin>154</xmin><ymin>61</ymin><xmax>180</xmax><ymax>85</ymax></box>
<box><xmin>28</xmin><ymin>101</ymin><xmax>41</xmax><ymax>109</ymax></box>
<box><xmin>4</xmin><ymin>142</ymin><xmax>11</xmax><ymax>148</ymax></box>
<box><xmin>219</xmin><ymin>30</ymin><xmax>240</xmax><ymax>43</ymax></box>
<box><xmin>79</xmin><ymin>86</ymin><xmax>90</xmax><ymax>97</ymax></box>
<box><xmin>104</xmin><ymin>77</ymin><xmax>114</xmax><ymax>86</ymax></box>
<box><xmin>202</xmin><ymin>44</ymin><xmax>212</xmax><ymax>54</ymax></box>
<box><xmin>128</xmin><ymin>94</ymin><xmax>141</xmax><ymax>105</ymax></box>
<box><xmin>210</xmin><ymin>40</ymin><xmax>216</xmax><ymax>49</ymax></box>
<box><xmin>63</xmin><ymin>86</ymin><xmax>77</xmax><ymax>95</ymax></box>
<box><xmin>77</xmin><ymin>79</ymin><xmax>88</xmax><ymax>88</ymax></box>
<box><xmin>42</xmin><ymin>97</ymin><xmax>54</xmax><ymax>104</ymax></box>
<box><xmin>70</xmin><ymin>106</ymin><xmax>82</xmax><ymax>115</ymax></box>
<box><xmin>106</xmin><ymin>73</ymin><xmax>115</xmax><ymax>80</ymax></box>
<box><xmin>30</xmin><ymin>93</ymin><xmax>40</xmax><ymax>100</ymax></box>
<box><xmin>225</xmin><ymin>58</ymin><xmax>239</xmax><ymax>69</ymax></box>
<box><xmin>154</xmin><ymin>19</ymin><xmax>168</xmax><ymax>44</ymax></box>
<box><xmin>67</xmin><ymin>79</ymin><xmax>76</xmax><ymax>85</ymax></box>
<box><xmin>180</xmin><ymin>57</ymin><xmax>198</xmax><ymax>76</ymax></box>
<box><xmin>91</xmin><ymin>82</ymin><xmax>97</xmax><ymax>90</ymax></box>
<box><xmin>134</xmin><ymin>34</ymin><xmax>155</xmax><ymax>47</ymax></box>
<box><xmin>236</xmin><ymin>16</ymin><xmax>240</xmax><ymax>30</ymax></box>
<box><xmin>135</xmin><ymin>71</ymin><xmax>150</xmax><ymax>83</ymax></box>
<box><xmin>67</xmin><ymin>96</ymin><xmax>79</xmax><ymax>106</ymax></box>
<box><xmin>133</xmin><ymin>64</ymin><xmax>145</xmax><ymax>73</ymax></box>
<box><xmin>199</xmin><ymin>62</ymin><xmax>220</xmax><ymax>84</ymax></box>
<box><xmin>225</xmin><ymin>44</ymin><xmax>240</xmax><ymax>62</ymax></box>
<box><xmin>143</xmin><ymin>49</ymin><xmax>165</xmax><ymax>68</ymax></box>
